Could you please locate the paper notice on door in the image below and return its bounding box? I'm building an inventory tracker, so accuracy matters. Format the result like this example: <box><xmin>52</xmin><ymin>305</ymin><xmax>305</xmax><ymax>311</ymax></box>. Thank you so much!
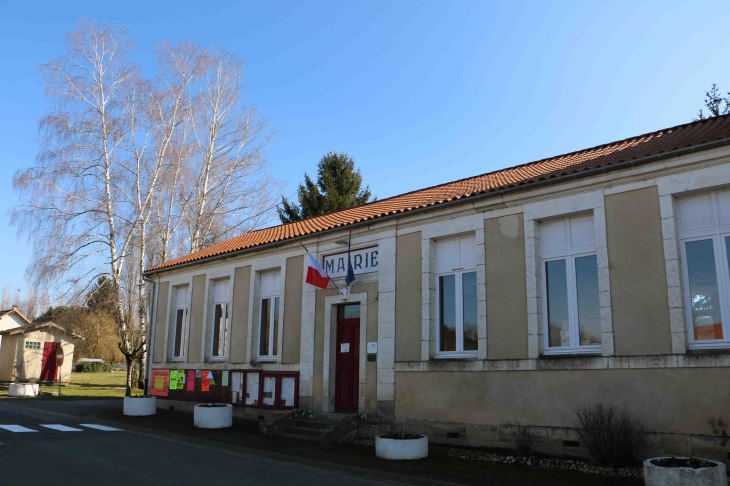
<box><xmin>340</xmin><ymin>343</ymin><xmax>350</xmax><ymax>353</ymax></box>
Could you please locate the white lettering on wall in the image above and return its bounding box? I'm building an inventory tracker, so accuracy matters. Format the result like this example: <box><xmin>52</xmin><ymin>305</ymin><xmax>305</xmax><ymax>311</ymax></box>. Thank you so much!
<box><xmin>323</xmin><ymin>246</ymin><xmax>379</xmax><ymax>278</ymax></box>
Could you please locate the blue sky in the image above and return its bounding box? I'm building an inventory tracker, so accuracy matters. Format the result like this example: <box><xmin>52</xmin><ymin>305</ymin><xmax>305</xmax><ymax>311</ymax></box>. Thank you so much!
<box><xmin>1</xmin><ymin>0</ymin><xmax>729</xmax><ymax>299</ymax></box>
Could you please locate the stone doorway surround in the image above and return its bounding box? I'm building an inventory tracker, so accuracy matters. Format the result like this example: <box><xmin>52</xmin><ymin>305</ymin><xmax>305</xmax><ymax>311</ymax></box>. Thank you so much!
<box><xmin>322</xmin><ymin>292</ymin><xmax>368</xmax><ymax>413</ymax></box>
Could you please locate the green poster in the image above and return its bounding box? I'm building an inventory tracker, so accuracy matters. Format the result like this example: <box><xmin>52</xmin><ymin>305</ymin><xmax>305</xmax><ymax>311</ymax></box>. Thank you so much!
<box><xmin>169</xmin><ymin>371</ymin><xmax>178</xmax><ymax>390</ymax></box>
<box><xmin>172</xmin><ymin>370</ymin><xmax>184</xmax><ymax>390</ymax></box>
<box><xmin>222</xmin><ymin>371</ymin><xmax>229</xmax><ymax>387</ymax></box>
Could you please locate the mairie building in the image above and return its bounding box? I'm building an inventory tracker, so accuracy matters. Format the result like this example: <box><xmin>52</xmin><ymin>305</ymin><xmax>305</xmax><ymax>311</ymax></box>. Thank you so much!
<box><xmin>144</xmin><ymin>114</ymin><xmax>730</xmax><ymax>460</ymax></box>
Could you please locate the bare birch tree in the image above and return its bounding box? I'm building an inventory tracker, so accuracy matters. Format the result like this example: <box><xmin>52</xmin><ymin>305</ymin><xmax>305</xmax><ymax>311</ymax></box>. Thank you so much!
<box><xmin>11</xmin><ymin>21</ymin><xmax>279</xmax><ymax>395</ymax></box>
<box><xmin>183</xmin><ymin>48</ymin><xmax>277</xmax><ymax>253</ymax></box>
<box><xmin>40</xmin><ymin>292</ymin><xmax>51</xmax><ymax>317</ymax></box>
<box><xmin>22</xmin><ymin>288</ymin><xmax>39</xmax><ymax>320</ymax></box>
<box><xmin>11</xmin><ymin>21</ymin><xmax>149</xmax><ymax>395</ymax></box>
<box><xmin>1</xmin><ymin>286</ymin><xmax>11</xmax><ymax>309</ymax></box>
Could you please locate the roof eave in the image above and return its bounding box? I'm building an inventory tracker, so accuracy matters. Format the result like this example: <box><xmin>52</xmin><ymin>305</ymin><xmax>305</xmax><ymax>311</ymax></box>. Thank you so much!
<box><xmin>143</xmin><ymin>136</ymin><xmax>730</xmax><ymax>276</ymax></box>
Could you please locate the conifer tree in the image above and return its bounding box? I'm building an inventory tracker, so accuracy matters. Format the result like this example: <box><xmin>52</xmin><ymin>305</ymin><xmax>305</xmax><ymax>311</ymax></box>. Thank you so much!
<box><xmin>278</xmin><ymin>152</ymin><xmax>374</xmax><ymax>223</ymax></box>
<box><xmin>695</xmin><ymin>83</ymin><xmax>730</xmax><ymax>120</ymax></box>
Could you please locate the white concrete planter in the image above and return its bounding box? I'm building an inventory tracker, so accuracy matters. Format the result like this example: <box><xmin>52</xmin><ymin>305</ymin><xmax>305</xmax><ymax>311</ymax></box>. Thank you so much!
<box><xmin>123</xmin><ymin>396</ymin><xmax>157</xmax><ymax>416</ymax></box>
<box><xmin>644</xmin><ymin>457</ymin><xmax>727</xmax><ymax>486</ymax></box>
<box><xmin>8</xmin><ymin>383</ymin><xmax>39</xmax><ymax>397</ymax></box>
<box><xmin>194</xmin><ymin>404</ymin><xmax>233</xmax><ymax>429</ymax></box>
<box><xmin>375</xmin><ymin>434</ymin><xmax>429</xmax><ymax>460</ymax></box>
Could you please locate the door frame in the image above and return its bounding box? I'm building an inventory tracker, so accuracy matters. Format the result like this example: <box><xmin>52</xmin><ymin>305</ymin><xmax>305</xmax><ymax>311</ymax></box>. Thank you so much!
<box><xmin>322</xmin><ymin>292</ymin><xmax>368</xmax><ymax>413</ymax></box>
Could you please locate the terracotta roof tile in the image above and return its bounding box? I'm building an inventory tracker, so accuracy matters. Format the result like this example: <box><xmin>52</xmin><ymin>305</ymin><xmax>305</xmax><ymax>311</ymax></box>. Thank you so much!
<box><xmin>146</xmin><ymin>114</ymin><xmax>730</xmax><ymax>273</ymax></box>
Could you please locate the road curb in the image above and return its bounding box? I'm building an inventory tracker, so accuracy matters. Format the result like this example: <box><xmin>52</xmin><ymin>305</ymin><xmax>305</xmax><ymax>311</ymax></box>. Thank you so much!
<box><xmin>87</xmin><ymin>411</ymin><xmax>464</xmax><ymax>486</ymax></box>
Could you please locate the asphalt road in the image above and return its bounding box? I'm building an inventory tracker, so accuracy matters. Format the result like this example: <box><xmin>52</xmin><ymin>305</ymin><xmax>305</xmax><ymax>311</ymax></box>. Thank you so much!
<box><xmin>0</xmin><ymin>400</ymin><xmax>393</xmax><ymax>486</ymax></box>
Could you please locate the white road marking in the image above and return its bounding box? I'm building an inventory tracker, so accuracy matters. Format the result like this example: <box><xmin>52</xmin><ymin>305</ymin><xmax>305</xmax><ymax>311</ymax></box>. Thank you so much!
<box><xmin>80</xmin><ymin>424</ymin><xmax>121</xmax><ymax>432</ymax></box>
<box><xmin>0</xmin><ymin>425</ymin><xmax>38</xmax><ymax>433</ymax></box>
<box><xmin>40</xmin><ymin>424</ymin><xmax>84</xmax><ymax>432</ymax></box>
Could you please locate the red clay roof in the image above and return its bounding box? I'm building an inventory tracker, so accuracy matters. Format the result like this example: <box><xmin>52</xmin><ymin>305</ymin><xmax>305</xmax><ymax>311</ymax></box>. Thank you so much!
<box><xmin>146</xmin><ymin>114</ymin><xmax>730</xmax><ymax>273</ymax></box>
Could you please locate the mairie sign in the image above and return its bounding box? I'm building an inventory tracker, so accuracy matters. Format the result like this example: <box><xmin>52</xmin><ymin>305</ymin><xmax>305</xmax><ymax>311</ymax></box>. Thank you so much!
<box><xmin>323</xmin><ymin>246</ymin><xmax>378</xmax><ymax>279</ymax></box>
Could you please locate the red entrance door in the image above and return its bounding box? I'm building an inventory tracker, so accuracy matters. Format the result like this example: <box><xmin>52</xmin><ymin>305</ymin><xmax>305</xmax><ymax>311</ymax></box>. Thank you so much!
<box><xmin>335</xmin><ymin>304</ymin><xmax>360</xmax><ymax>413</ymax></box>
<box><xmin>40</xmin><ymin>342</ymin><xmax>59</xmax><ymax>381</ymax></box>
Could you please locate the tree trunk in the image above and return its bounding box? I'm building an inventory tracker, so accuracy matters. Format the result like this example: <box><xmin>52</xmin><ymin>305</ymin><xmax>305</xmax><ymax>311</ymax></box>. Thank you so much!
<box><xmin>125</xmin><ymin>354</ymin><xmax>134</xmax><ymax>397</ymax></box>
<box><xmin>137</xmin><ymin>356</ymin><xmax>145</xmax><ymax>390</ymax></box>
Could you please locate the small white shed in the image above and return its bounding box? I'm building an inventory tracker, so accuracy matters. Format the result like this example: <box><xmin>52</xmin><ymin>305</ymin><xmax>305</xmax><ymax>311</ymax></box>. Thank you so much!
<box><xmin>0</xmin><ymin>322</ymin><xmax>82</xmax><ymax>384</ymax></box>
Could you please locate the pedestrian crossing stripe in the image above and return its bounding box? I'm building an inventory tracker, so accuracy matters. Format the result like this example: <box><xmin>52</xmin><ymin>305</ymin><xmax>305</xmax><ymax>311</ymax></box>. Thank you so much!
<box><xmin>40</xmin><ymin>424</ymin><xmax>84</xmax><ymax>432</ymax></box>
<box><xmin>80</xmin><ymin>424</ymin><xmax>121</xmax><ymax>431</ymax></box>
<box><xmin>0</xmin><ymin>425</ymin><xmax>37</xmax><ymax>433</ymax></box>
<box><xmin>0</xmin><ymin>424</ymin><xmax>122</xmax><ymax>433</ymax></box>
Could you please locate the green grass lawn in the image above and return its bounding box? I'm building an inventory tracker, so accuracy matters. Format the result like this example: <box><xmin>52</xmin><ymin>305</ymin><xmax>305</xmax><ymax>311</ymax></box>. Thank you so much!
<box><xmin>1</xmin><ymin>372</ymin><xmax>144</xmax><ymax>399</ymax></box>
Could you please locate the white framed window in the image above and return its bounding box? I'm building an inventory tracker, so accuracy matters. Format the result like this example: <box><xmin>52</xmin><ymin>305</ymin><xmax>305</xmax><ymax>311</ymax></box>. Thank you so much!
<box><xmin>678</xmin><ymin>190</ymin><xmax>730</xmax><ymax>348</ymax></box>
<box><xmin>540</xmin><ymin>214</ymin><xmax>601</xmax><ymax>354</ymax></box>
<box><xmin>435</xmin><ymin>235</ymin><xmax>478</xmax><ymax>358</ymax></box>
<box><xmin>258</xmin><ymin>269</ymin><xmax>281</xmax><ymax>360</ymax></box>
<box><xmin>172</xmin><ymin>285</ymin><xmax>188</xmax><ymax>359</ymax></box>
<box><xmin>25</xmin><ymin>341</ymin><xmax>41</xmax><ymax>350</ymax></box>
<box><xmin>210</xmin><ymin>278</ymin><xmax>230</xmax><ymax>359</ymax></box>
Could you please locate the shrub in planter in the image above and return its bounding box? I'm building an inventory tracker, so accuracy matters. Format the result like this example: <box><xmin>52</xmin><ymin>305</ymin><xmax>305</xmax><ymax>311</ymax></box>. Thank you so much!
<box><xmin>573</xmin><ymin>403</ymin><xmax>648</xmax><ymax>468</ymax></box>
<box><xmin>123</xmin><ymin>395</ymin><xmax>156</xmax><ymax>416</ymax></box>
<box><xmin>8</xmin><ymin>383</ymin><xmax>39</xmax><ymax>397</ymax></box>
<box><xmin>194</xmin><ymin>403</ymin><xmax>232</xmax><ymax>429</ymax></box>
<box><xmin>644</xmin><ymin>457</ymin><xmax>727</xmax><ymax>486</ymax></box>
<box><xmin>375</xmin><ymin>433</ymin><xmax>429</xmax><ymax>460</ymax></box>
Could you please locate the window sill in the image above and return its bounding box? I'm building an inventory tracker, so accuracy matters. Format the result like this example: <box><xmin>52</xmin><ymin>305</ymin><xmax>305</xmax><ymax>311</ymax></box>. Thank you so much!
<box><xmin>256</xmin><ymin>357</ymin><xmax>277</xmax><ymax>363</ymax></box>
<box><xmin>540</xmin><ymin>350</ymin><xmax>602</xmax><ymax>359</ymax></box>
<box><xmin>208</xmin><ymin>357</ymin><xmax>227</xmax><ymax>362</ymax></box>
<box><xmin>687</xmin><ymin>344</ymin><xmax>730</xmax><ymax>354</ymax></box>
<box><xmin>434</xmin><ymin>352</ymin><xmax>478</xmax><ymax>360</ymax></box>
<box><xmin>170</xmin><ymin>358</ymin><xmax>185</xmax><ymax>363</ymax></box>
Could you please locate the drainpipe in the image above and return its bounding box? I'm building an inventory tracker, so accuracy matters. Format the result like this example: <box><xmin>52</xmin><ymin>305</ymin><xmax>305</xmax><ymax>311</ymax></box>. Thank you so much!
<box><xmin>141</xmin><ymin>276</ymin><xmax>157</xmax><ymax>396</ymax></box>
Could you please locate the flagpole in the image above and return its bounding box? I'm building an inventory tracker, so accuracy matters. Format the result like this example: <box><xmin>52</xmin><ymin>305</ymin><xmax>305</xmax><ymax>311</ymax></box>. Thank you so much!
<box><xmin>344</xmin><ymin>230</ymin><xmax>355</xmax><ymax>288</ymax></box>
<box><xmin>300</xmin><ymin>242</ymin><xmax>342</xmax><ymax>292</ymax></box>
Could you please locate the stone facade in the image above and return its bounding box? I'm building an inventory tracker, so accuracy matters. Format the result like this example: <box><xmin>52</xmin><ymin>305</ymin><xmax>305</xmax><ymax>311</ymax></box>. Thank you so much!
<box><xmin>145</xmin><ymin>144</ymin><xmax>730</xmax><ymax>464</ymax></box>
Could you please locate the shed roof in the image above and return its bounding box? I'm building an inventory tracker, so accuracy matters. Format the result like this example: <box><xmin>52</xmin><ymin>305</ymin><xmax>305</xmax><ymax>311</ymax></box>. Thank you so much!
<box><xmin>0</xmin><ymin>321</ymin><xmax>84</xmax><ymax>340</ymax></box>
<box><xmin>145</xmin><ymin>114</ymin><xmax>730</xmax><ymax>273</ymax></box>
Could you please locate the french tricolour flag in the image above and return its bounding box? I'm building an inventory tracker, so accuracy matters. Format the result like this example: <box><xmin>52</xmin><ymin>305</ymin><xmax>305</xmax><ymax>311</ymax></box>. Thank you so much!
<box><xmin>306</xmin><ymin>252</ymin><xmax>331</xmax><ymax>289</ymax></box>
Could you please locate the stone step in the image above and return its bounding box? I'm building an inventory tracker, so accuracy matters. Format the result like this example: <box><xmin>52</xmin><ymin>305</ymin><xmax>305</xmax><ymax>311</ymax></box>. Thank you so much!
<box><xmin>284</xmin><ymin>425</ymin><xmax>322</xmax><ymax>437</ymax></box>
<box><xmin>276</xmin><ymin>431</ymin><xmax>320</xmax><ymax>442</ymax></box>
<box><xmin>294</xmin><ymin>420</ymin><xmax>331</xmax><ymax>429</ymax></box>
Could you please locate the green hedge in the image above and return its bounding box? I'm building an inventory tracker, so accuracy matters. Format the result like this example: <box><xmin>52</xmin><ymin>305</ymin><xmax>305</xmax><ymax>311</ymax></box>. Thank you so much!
<box><xmin>81</xmin><ymin>361</ymin><xmax>103</xmax><ymax>373</ymax></box>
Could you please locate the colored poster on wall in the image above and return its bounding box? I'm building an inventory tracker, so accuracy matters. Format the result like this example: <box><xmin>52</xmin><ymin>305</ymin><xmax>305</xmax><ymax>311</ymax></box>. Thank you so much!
<box><xmin>201</xmin><ymin>370</ymin><xmax>210</xmax><ymax>392</ymax></box>
<box><xmin>169</xmin><ymin>371</ymin><xmax>179</xmax><ymax>390</ymax></box>
<box><xmin>187</xmin><ymin>370</ymin><xmax>196</xmax><ymax>392</ymax></box>
<box><xmin>208</xmin><ymin>370</ymin><xmax>216</xmax><ymax>386</ymax></box>
<box><xmin>222</xmin><ymin>371</ymin><xmax>229</xmax><ymax>387</ymax></box>
<box><xmin>172</xmin><ymin>370</ymin><xmax>186</xmax><ymax>390</ymax></box>
<box><xmin>196</xmin><ymin>370</ymin><xmax>202</xmax><ymax>378</ymax></box>
<box><xmin>150</xmin><ymin>369</ymin><xmax>169</xmax><ymax>397</ymax></box>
